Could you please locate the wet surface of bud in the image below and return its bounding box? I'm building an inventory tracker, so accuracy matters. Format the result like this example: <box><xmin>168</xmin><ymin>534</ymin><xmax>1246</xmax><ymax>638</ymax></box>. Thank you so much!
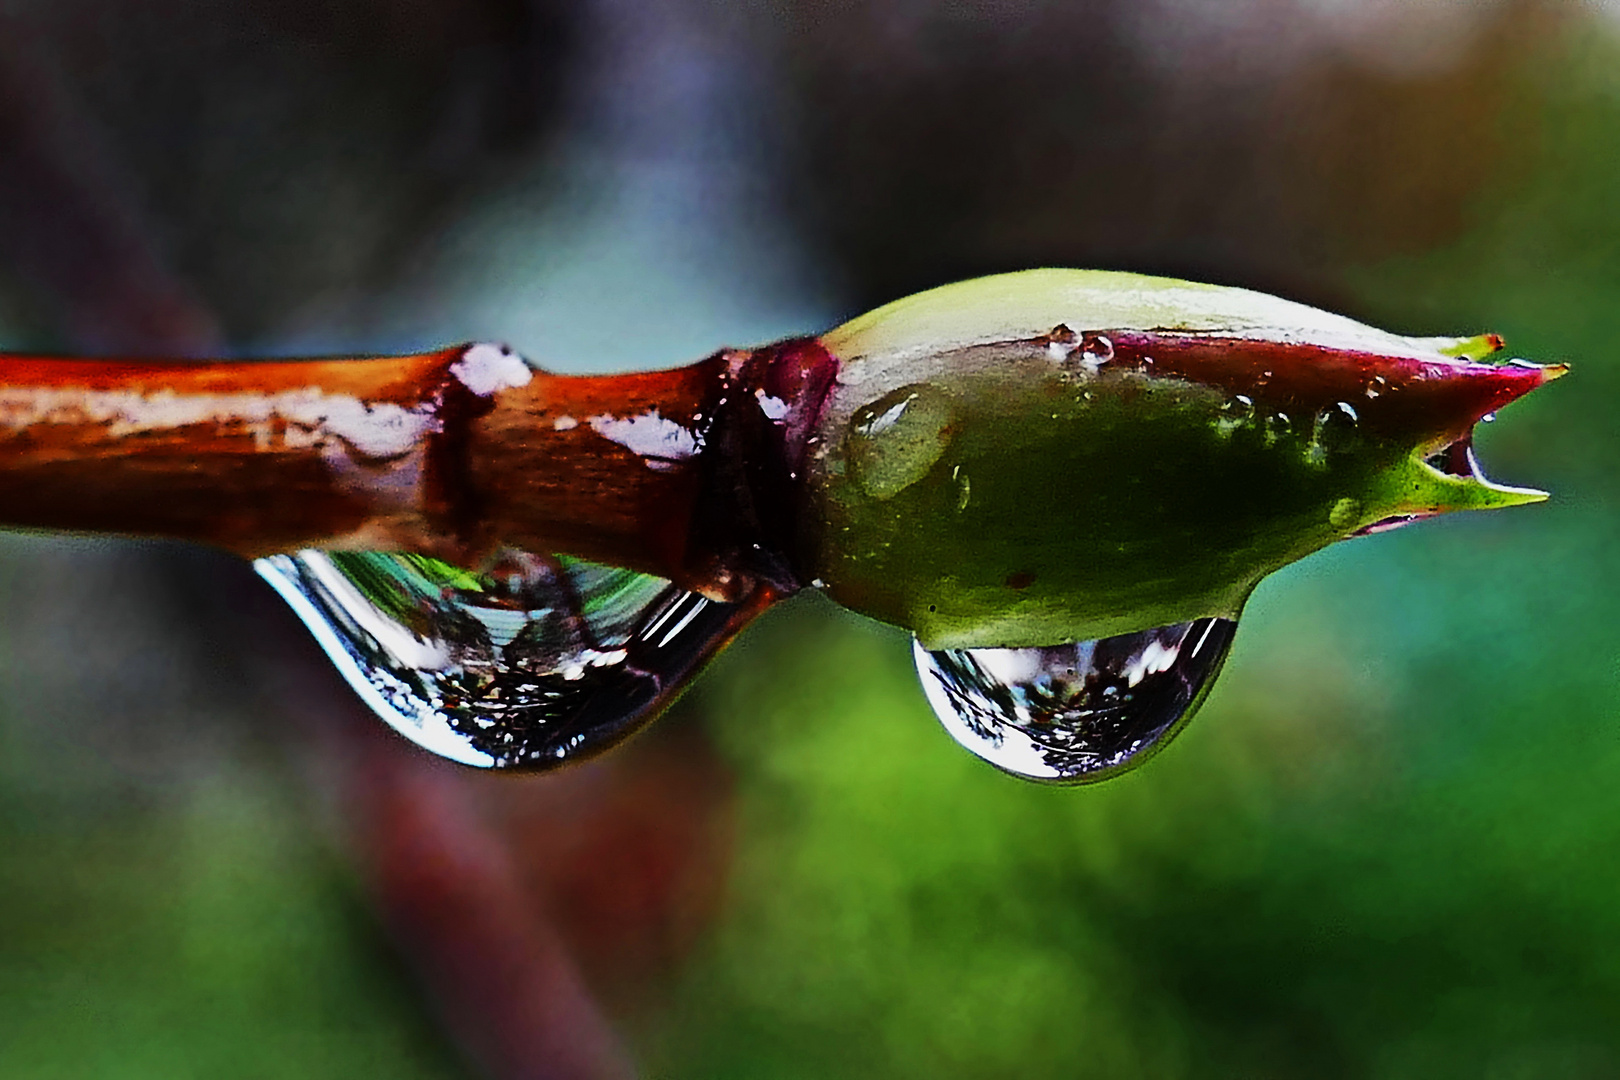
<box><xmin>807</xmin><ymin>269</ymin><xmax>1561</xmax><ymax>653</ymax></box>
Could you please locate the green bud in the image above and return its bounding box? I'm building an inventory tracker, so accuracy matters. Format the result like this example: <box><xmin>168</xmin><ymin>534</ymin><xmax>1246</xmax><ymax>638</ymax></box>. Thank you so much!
<box><xmin>805</xmin><ymin>269</ymin><xmax>1562</xmax><ymax>650</ymax></box>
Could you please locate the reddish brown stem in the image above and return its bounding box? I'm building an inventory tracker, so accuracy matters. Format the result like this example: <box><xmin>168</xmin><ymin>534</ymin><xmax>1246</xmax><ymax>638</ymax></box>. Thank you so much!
<box><xmin>469</xmin><ymin>356</ymin><xmax>727</xmax><ymax>588</ymax></box>
<box><xmin>0</xmin><ymin>338</ymin><xmax>839</xmax><ymax>597</ymax></box>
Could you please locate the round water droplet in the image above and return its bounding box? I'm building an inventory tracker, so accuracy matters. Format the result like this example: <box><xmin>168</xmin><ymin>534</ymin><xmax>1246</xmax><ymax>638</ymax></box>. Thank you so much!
<box><xmin>914</xmin><ymin>618</ymin><xmax>1237</xmax><ymax>783</ymax></box>
<box><xmin>847</xmin><ymin>383</ymin><xmax>955</xmax><ymax>500</ymax></box>
<box><xmin>257</xmin><ymin>549</ymin><xmax>764</xmax><ymax>769</ymax></box>
<box><xmin>1215</xmin><ymin>394</ymin><xmax>1255</xmax><ymax>437</ymax></box>
<box><xmin>1264</xmin><ymin>411</ymin><xmax>1293</xmax><ymax>445</ymax></box>
<box><xmin>1482</xmin><ymin>411</ymin><xmax>1497</xmax><ymax>424</ymax></box>
<box><xmin>1044</xmin><ymin>323</ymin><xmax>1080</xmax><ymax>361</ymax></box>
<box><xmin>1316</xmin><ymin>400</ymin><xmax>1358</xmax><ymax>435</ymax></box>
<box><xmin>1307</xmin><ymin>401</ymin><xmax>1361</xmax><ymax>465</ymax></box>
<box><xmin>1079</xmin><ymin>333</ymin><xmax>1114</xmax><ymax>367</ymax></box>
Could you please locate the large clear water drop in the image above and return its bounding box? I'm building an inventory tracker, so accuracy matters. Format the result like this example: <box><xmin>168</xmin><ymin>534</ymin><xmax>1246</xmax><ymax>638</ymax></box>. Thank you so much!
<box><xmin>256</xmin><ymin>549</ymin><xmax>760</xmax><ymax>769</ymax></box>
<box><xmin>914</xmin><ymin>618</ymin><xmax>1238</xmax><ymax>783</ymax></box>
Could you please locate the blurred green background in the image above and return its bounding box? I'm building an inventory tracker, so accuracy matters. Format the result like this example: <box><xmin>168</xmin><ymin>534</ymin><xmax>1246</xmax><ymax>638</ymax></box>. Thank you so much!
<box><xmin>0</xmin><ymin>2</ymin><xmax>1617</xmax><ymax>1077</ymax></box>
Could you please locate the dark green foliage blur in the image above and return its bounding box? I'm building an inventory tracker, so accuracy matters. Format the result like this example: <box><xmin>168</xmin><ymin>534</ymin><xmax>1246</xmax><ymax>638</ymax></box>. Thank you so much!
<box><xmin>0</xmin><ymin>782</ymin><xmax>466</xmax><ymax>1079</ymax></box>
<box><xmin>2</xmin><ymin>6</ymin><xmax>1619</xmax><ymax>1079</ymax></box>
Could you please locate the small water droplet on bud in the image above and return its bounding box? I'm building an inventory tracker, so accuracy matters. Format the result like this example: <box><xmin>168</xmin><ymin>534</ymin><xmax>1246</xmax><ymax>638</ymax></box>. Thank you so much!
<box><xmin>1045</xmin><ymin>324</ymin><xmax>1080</xmax><ymax>362</ymax></box>
<box><xmin>1079</xmin><ymin>333</ymin><xmax>1115</xmax><ymax>366</ymax></box>
<box><xmin>1215</xmin><ymin>394</ymin><xmax>1256</xmax><ymax>436</ymax></box>
<box><xmin>847</xmin><ymin>384</ymin><xmax>955</xmax><ymax>499</ymax></box>
<box><xmin>1307</xmin><ymin>401</ymin><xmax>1361</xmax><ymax>464</ymax></box>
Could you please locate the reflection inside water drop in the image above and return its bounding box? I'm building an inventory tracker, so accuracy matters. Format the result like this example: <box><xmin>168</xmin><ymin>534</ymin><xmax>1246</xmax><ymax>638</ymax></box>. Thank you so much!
<box><xmin>1308</xmin><ymin>401</ymin><xmax>1361</xmax><ymax>464</ymax></box>
<box><xmin>1079</xmin><ymin>333</ymin><xmax>1114</xmax><ymax>368</ymax></box>
<box><xmin>256</xmin><ymin>549</ymin><xmax>762</xmax><ymax>769</ymax></box>
<box><xmin>914</xmin><ymin>618</ymin><xmax>1237</xmax><ymax>783</ymax></box>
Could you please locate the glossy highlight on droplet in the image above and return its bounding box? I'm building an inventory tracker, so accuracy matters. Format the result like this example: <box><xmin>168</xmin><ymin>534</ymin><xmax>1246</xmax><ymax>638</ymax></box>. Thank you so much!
<box><xmin>846</xmin><ymin>383</ymin><xmax>954</xmax><ymax>500</ymax></box>
<box><xmin>914</xmin><ymin>618</ymin><xmax>1238</xmax><ymax>783</ymax></box>
<box><xmin>1215</xmin><ymin>394</ymin><xmax>1255</xmax><ymax>437</ymax></box>
<box><xmin>1307</xmin><ymin>401</ymin><xmax>1361</xmax><ymax>465</ymax></box>
<box><xmin>1079</xmin><ymin>333</ymin><xmax>1115</xmax><ymax>368</ymax></box>
<box><xmin>257</xmin><ymin>549</ymin><xmax>764</xmax><ymax>768</ymax></box>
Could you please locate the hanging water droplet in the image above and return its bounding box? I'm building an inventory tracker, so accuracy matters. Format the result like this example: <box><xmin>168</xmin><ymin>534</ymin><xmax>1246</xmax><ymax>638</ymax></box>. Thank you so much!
<box><xmin>1482</xmin><ymin>411</ymin><xmax>1497</xmax><ymax>423</ymax></box>
<box><xmin>913</xmin><ymin>617</ymin><xmax>1237</xmax><ymax>783</ymax></box>
<box><xmin>256</xmin><ymin>549</ymin><xmax>762</xmax><ymax>769</ymax></box>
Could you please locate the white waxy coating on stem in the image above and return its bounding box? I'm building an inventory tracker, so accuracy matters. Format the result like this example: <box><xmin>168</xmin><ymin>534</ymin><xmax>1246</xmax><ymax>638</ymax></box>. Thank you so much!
<box><xmin>754</xmin><ymin>389</ymin><xmax>790</xmax><ymax>420</ymax></box>
<box><xmin>451</xmin><ymin>342</ymin><xmax>534</xmax><ymax>396</ymax></box>
<box><xmin>587</xmin><ymin>410</ymin><xmax>700</xmax><ymax>462</ymax></box>
<box><xmin>0</xmin><ymin>384</ymin><xmax>438</xmax><ymax>459</ymax></box>
<box><xmin>0</xmin><ymin>341</ymin><xmax>535</xmax><ymax>463</ymax></box>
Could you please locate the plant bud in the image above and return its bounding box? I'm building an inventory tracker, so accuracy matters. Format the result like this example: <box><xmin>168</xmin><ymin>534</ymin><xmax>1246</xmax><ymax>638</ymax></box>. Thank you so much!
<box><xmin>805</xmin><ymin>269</ymin><xmax>1563</xmax><ymax>651</ymax></box>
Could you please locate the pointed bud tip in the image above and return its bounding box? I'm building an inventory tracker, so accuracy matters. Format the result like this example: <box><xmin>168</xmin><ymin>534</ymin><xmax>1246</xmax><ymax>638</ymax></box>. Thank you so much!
<box><xmin>1405</xmin><ymin>464</ymin><xmax>1551</xmax><ymax>517</ymax></box>
<box><xmin>1477</xmin><ymin>482</ymin><xmax>1550</xmax><ymax>509</ymax></box>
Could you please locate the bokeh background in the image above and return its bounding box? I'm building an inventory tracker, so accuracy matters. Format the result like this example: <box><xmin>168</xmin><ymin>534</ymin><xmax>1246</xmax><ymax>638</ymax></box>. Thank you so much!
<box><xmin>0</xmin><ymin>1</ymin><xmax>1615</xmax><ymax>1076</ymax></box>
